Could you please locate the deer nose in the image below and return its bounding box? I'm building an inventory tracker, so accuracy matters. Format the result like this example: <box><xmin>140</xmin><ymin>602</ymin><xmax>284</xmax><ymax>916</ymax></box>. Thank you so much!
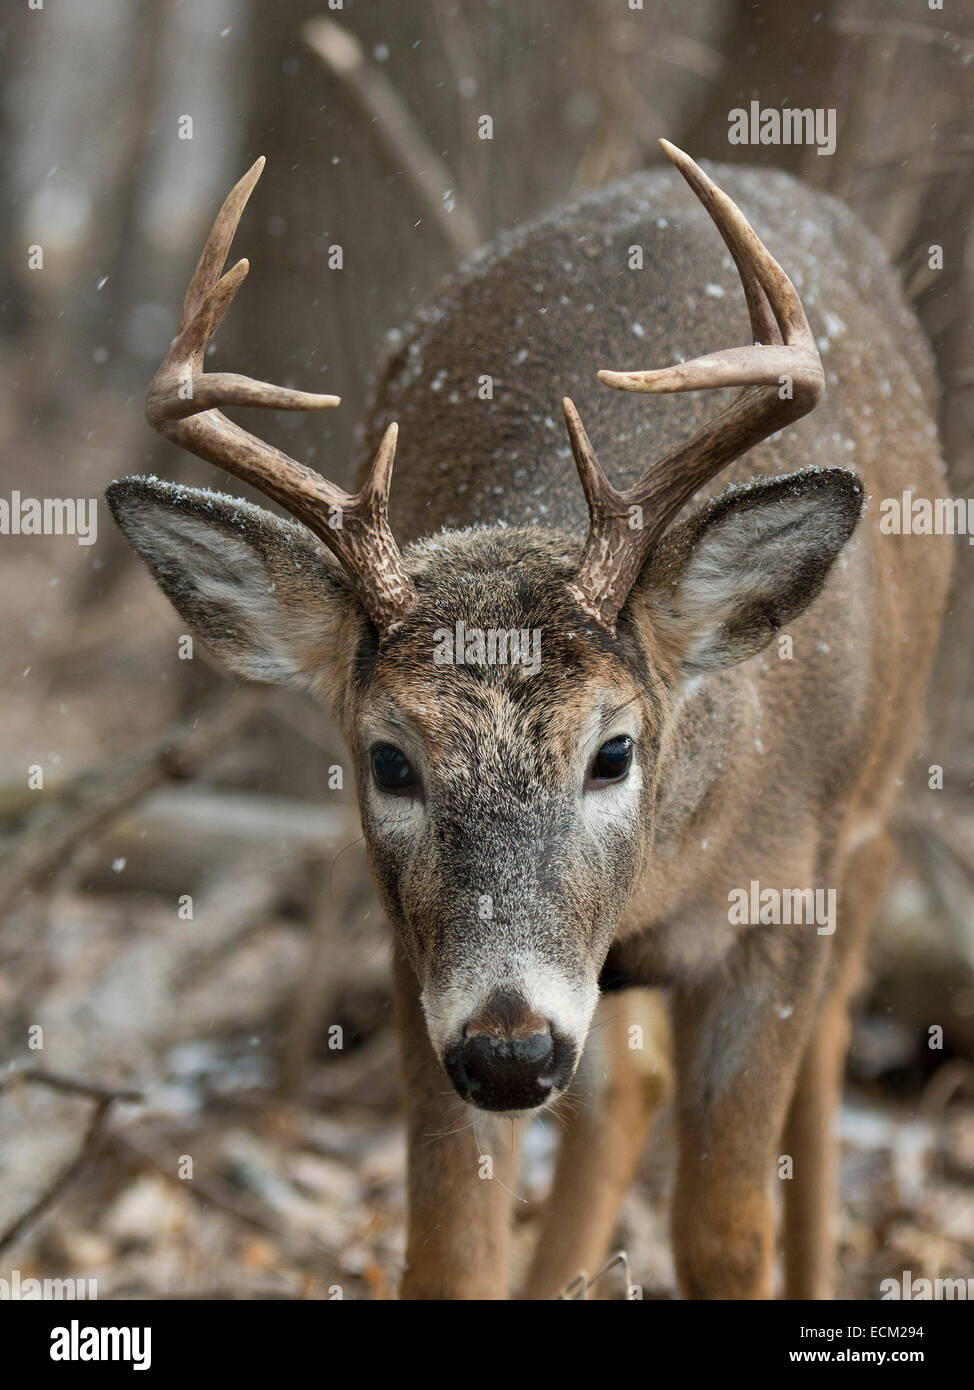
<box><xmin>443</xmin><ymin>991</ymin><xmax>571</xmax><ymax>1111</ymax></box>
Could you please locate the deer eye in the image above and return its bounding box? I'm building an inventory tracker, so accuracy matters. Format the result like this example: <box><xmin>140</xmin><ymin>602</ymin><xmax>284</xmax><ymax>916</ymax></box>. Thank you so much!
<box><xmin>371</xmin><ymin>743</ymin><xmax>416</xmax><ymax>794</ymax></box>
<box><xmin>590</xmin><ymin>735</ymin><xmax>633</xmax><ymax>786</ymax></box>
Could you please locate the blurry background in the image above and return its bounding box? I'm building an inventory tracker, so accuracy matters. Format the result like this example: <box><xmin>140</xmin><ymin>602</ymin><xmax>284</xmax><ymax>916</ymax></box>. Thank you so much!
<box><xmin>1</xmin><ymin>0</ymin><xmax>973</xmax><ymax>1299</ymax></box>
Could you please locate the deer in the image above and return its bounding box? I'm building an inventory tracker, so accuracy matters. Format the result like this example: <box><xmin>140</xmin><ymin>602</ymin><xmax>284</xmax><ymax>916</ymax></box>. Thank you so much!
<box><xmin>107</xmin><ymin>140</ymin><xmax>951</xmax><ymax>1300</ymax></box>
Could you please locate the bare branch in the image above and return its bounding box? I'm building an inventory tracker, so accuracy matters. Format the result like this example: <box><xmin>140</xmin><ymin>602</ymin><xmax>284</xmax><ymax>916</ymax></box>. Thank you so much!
<box><xmin>302</xmin><ymin>16</ymin><xmax>483</xmax><ymax>261</ymax></box>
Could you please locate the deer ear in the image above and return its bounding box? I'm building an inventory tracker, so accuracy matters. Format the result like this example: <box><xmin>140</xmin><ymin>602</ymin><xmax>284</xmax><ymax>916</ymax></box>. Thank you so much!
<box><xmin>106</xmin><ymin>477</ymin><xmax>361</xmax><ymax>690</ymax></box>
<box><xmin>639</xmin><ymin>468</ymin><xmax>864</xmax><ymax>676</ymax></box>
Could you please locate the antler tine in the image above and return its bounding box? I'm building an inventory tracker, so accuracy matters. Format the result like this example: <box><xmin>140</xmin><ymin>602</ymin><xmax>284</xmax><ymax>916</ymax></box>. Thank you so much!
<box><xmin>566</xmin><ymin>141</ymin><xmax>825</xmax><ymax>633</ymax></box>
<box><xmin>145</xmin><ymin>160</ymin><xmax>418</xmax><ymax>638</ymax></box>
<box><xmin>656</xmin><ymin>138</ymin><xmax>782</xmax><ymax>350</ymax></box>
<box><xmin>178</xmin><ymin>157</ymin><xmax>265</xmax><ymax>335</ymax></box>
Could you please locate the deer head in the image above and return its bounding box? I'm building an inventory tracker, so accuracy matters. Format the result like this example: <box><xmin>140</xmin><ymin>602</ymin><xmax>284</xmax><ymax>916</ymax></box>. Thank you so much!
<box><xmin>108</xmin><ymin>143</ymin><xmax>861</xmax><ymax>1114</ymax></box>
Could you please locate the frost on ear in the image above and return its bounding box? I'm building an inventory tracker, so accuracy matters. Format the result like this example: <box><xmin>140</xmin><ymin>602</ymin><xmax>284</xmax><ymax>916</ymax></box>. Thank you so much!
<box><xmin>106</xmin><ymin>476</ymin><xmax>354</xmax><ymax>688</ymax></box>
<box><xmin>642</xmin><ymin>468</ymin><xmax>864</xmax><ymax>675</ymax></box>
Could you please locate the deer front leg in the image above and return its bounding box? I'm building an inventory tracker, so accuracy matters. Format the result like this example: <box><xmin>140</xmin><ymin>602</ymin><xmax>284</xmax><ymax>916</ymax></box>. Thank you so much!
<box><xmin>393</xmin><ymin>944</ymin><xmax>521</xmax><ymax>1300</ymax></box>
<box><xmin>523</xmin><ymin>988</ymin><xmax>672</xmax><ymax>1299</ymax></box>
<box><xmin>671</xmin><ymin>929</ymin><xmax>827</xmax><ymax>1300</ymax></box>
<box><xmin>783</xmin><ymin>832</ymin><xmax>892</xmax><ymax>1298</ymax></box>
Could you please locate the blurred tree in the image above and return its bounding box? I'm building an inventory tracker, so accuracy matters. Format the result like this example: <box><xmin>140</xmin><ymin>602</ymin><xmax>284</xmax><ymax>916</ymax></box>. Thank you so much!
<box><xmin>229</xmin><ymin>0</ymin><xmax>728</xmax><ymax>484</ymax></box>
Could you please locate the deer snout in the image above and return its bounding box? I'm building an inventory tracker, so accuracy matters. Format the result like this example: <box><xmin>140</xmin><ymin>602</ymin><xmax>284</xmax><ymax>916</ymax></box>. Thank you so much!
<box><xmin>443</xmin><ymin>990</ymin><xmax>575</xmax><ymax>1111</ymax></box>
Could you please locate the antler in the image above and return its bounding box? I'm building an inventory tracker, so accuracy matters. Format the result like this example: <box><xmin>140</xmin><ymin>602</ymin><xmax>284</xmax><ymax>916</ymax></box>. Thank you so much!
<box><xmin>145</xmin><ymin>157</ymin><xmax>417</xmax><ymax>637</ymax></box>
<box><xmin>564</xmin><ymin>139</ymin><xmax>826</xmax><ymax>633</ymax></box>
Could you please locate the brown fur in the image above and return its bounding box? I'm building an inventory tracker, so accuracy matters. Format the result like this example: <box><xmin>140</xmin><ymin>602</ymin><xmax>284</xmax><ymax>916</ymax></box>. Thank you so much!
<box><xmin>108</xmin><ymin>159</ymin><xmax>952</xmax><ymax>1300</ymax></box>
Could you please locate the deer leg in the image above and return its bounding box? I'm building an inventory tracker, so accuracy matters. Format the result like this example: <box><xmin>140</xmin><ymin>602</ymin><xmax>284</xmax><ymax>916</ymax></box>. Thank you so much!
<box><xmin>782</xmin><ymin>832</ymin><xmax>893</xmax><ymax>1299</ymax></box>
<box><xmin>393</xmin><ymin>944</ymin><xmax>522</xmax><ymax>1300</ymax></box>
<box><xmin>522</xmin><ymin>988</ymin><xmax>673</xmax><ymax>1299</ymax></box>
<box><xmin>671</xmin><ymin>928</ymin><xmax>827</xmax><ymax>1300</ymax></box>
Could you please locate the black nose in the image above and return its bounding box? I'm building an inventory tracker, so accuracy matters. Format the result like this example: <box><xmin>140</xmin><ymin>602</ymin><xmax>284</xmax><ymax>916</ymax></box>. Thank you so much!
<box><xmin>443</xmin><ymin>996</ymin><xmax>575</xmax><ymax>1110</ymax></box>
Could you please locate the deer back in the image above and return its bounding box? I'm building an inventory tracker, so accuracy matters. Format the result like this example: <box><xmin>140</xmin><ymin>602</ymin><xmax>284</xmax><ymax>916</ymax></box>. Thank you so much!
<box><xmin>367</xmin><ymin>163</ymin><xmax>942</xmax><ymax>552</ymax></box>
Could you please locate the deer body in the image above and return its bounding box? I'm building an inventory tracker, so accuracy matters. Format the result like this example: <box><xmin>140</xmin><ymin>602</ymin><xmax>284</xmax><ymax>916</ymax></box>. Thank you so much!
<box><xmin>361</xmin><ymin>164</ymin><xmax>949</xmax><ymax>1299</ymax></box>
<box><xmin>109</xmin><ymin>150</ymin><xmax>950</xmax><ymax>1300</ymax></box>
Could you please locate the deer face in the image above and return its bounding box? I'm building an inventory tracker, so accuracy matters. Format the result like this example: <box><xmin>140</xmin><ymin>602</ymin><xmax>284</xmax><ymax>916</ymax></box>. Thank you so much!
<box><xmin>349</xmin><ymin>531</ymin><xmax>657</xmax><ymax>1112</ymax></box>
<box><xmin>108</xmin><ymin>491</ymin><xmax>662</xmax><ymax>1114</ymax></box>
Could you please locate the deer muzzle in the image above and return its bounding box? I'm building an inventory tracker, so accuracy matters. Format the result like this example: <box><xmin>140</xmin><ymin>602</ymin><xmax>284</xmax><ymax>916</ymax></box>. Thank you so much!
<box><xmin>442</xmin><ymin>989</ymin><xmax>577</xmax><ymax>1112</ymax></box>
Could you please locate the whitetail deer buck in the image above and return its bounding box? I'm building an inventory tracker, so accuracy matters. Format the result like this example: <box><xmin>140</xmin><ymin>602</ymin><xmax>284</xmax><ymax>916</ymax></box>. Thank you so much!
<box><xmin>108</xmin><ymin>141</ymin><xmax>950</xmax><ymax>1299</ymax></box>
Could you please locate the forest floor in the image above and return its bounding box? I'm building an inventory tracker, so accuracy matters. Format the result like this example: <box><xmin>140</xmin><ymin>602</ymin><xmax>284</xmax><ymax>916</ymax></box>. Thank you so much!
<box><xmin>2</xmin><ymin>986</ymin><xmax>974</xmax><ymax>1300</ymax></box>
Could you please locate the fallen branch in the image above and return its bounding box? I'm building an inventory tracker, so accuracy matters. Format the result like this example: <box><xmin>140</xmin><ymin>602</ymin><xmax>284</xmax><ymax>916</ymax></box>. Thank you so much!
<box><xmin>0</xmin><ymin>1069</ymin><xmax>142</xmax><ymax>1257</ymax></box>
<box><xmin>0</xmin><ymin>689</ymin><xmax>262</xmax><ymax>910</ymax></box>
<box><xmin>0</xmin><ymin>1067</ymin><xmax>143</xmax><ymax>1106</ymax></box>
